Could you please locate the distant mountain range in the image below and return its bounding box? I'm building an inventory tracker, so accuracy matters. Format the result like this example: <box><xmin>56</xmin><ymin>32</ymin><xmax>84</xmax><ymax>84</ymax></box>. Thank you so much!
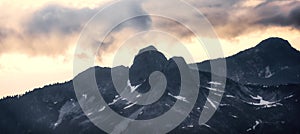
<box><xmin>0</xmin><ymin>37</ymin><xmax>299</xmax><ymax>134</ymax></box>
<box><xmin>197</xmin><ymin>37</ymin><xmax>300</xmax><ymax>85</ymax></box>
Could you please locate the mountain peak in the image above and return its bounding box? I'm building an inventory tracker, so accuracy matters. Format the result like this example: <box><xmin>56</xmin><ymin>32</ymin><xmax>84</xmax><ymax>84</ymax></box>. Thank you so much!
<box><xmin>129</xmin><ymin>46</ymin><xmax>167</xmax><ymax>85</ymax></box>
<box><xmin>138</xmin><ymin>45</ymin><xmax>157</xmax><ymax>54</ymax></box>
<box><xmin>198</xmin><ymin>37</ymin><xmax>300</xmax><ymax>85</ymax></box>
<box><xmin>255</xmin><ymin>37</ymin><xmax>292</xmax><ymax>50</ymax></box>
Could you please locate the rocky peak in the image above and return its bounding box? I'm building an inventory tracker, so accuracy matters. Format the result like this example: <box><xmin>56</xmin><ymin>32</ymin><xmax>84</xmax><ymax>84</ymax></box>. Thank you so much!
<box><xmin>129</xmin><ymin>46</ymin><xmax>168</xmax><ymax>86</ymax></box>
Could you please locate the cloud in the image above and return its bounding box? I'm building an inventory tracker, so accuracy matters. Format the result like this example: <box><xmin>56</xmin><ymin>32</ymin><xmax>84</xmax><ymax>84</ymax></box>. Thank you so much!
<box><xmin>0</xmin><ymin>0</ymin><xmax>299</xmax><ymax>59</ymax></box>
<box><xmin>199</xmin><ymin>0</ymin><xmax>300</xmax><ymax>38</ymax></box>
<box><xmin>0</xmin><ymin>28</ymin><xmax>12</xmax><ymax>44</ymax></box>
<box><xmin>75</xmin><ymin>0</ymin><xmax>152</xmax><ymax>62</ymax></box>
<box><xmin>0</xmin><ymin>30</ymin><xmax>77</xmax><ymax>57</ymax></box>
<box><xmin>0</xmin><ymin>4</ymin><xmax>98</xmax><ymax>57</ymax></box>
<box><xmin>0</xmin><ymin>1</ymin><xmax>152</xmax><ymax>58</ymax></box>
<box><xmin>92</xmin><ymin>0</ymin><xmax>300</xmax><ymax>64</ymax></box>
<box><xmin>96</xmin><ymin>1</ymin><xmax>152</xmax><ymax>49</ymax></box>
<box><xmin>24</xmin><ymin>5</ymin><xmax>97</xmax><ymax>35</ymax></box>
<box><xmin>256</xmin><ymin>5</ymin><xmax>300</xmax><ymax>29</ymax></box>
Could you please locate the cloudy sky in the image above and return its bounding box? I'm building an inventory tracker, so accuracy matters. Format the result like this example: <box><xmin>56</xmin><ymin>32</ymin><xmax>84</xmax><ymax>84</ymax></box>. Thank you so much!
<box><xmin>0</xmin><ymin>0</ymin><xmax>300</xmax><ymax>98</ymax></box>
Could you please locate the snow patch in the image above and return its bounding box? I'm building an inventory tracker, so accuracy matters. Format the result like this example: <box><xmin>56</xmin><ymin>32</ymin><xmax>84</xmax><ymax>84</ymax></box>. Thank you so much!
<box><xmin>208</xmin><ymin>81</ymin><xmax>222</xmax><ymax>85</ymax></box>
<box><xmin>127</xmin><ymin>80</ymin><xmax>142</xmax><ymax>93</ymax></box>
<box><xmin>168</xmin><ymin>93</ymin><xmax>189</xmax><ymax>103</ymax></box>
<box><xmin>250</xmin><ymin>95</ymin><xmax>274</xmax><ymax>105</ymax></box>
<box><xmin>98</xmin><ymin>106</ymin><xmax>106</xmax><ymax>112</ymax></box>
<box><xmin>284</xmin><ymin>94</ymin><xmax>294</xmax><ymax>99</ymax></box>
<box><xmin>207</xmin><ymin>98</ymin><xmax>217</xmax><ymax>109</ymax></box>
<box><xmin>281</xmin><ymin>66</ymin><xmax>289</xmax><ymax>70</ymax></box>
<box><xmin>226</xmin><ymin>95</ymin><xmax>235</xmax><ymax>98</ymax></box>
<box><xmin>187</xmin><ymin>125</ymin><xmax>193</xmax><ymax>128</ymax></box>
<box><xmin>139</xmin><ymin>110</ymin><xmax>144</xmax><ymax>115</ymax></box>
<box><xmin>246</xmin><ymin>120</ymin><xmax>260</xmax><ymax>131</ymax></box>
<box><xmin>165</xmin><ymin>103</ymin><xmax>171</xmax><ymax>107</ymax></box>
<box><xmin>82</xmin><ymin>94</ymin><xmax>87</xmax><ymax>99</ymax></box>
<box><xmin>213</xmin><ymin>92</ymin><xmax>222</xmax><ymax>97</ymax></box>
<box><xmin>219</xmin><ymin>103</ymin><xmax>230</xmax><ymax>107</ymax></box>
<box><xmin>54</xmin><ymin>122</ymin><xmax>59</xmax><ymax>127</ymax></box>
<box><xmin>53</xmin><ymin>100</ymin><xmax>79</xmax><ymax>129</ymax></box>
<box><xmin>87</xmin><ymin>112</ymin><xmax>93</xmax><ymax>116</ymax></box>
<box><xmin>123</xmin><ymin>102</ymin><xmax>136</xmax><ymax>109</ymax></box>
<box><xmin>264</xmin><ymin>66</ymin><xmax>274</xmax><ymax>78</ymax></box>
<box><xmin>202</xmin><ymin>123</ymin><xmax>211</xmax><ymax>128</ymax></box>
<box><xmin>231</xmin><ymin>115</ymin><xmax>238</xmax><ymax>118</ymax></box>
<box><xmin>247</xmin><ymin>95</ymin><xmax>282</xmax><ymax>108</ymax></box>
<box><xmin>108</xmin><ymin>96</ymin><xmax>121</xmax><ymax>106</ymax></box>
<box><xmin>205</xmin><ymin>87</ymin><xmax>224</xmax><ymax>93</ymax></box>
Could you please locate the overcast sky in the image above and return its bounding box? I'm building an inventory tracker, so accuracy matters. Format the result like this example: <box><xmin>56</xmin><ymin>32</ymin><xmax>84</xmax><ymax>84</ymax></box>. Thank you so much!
<box><xmin>0</xmin><ymin>0</ymin><xmax>300</xmax><ymax>98</ymax></box>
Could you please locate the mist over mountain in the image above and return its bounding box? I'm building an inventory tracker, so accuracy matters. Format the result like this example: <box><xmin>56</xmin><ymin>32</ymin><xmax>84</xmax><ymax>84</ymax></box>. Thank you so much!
<box><xmin>197</xmin><ymin>37</ymin><xmax>300</xmax><ymax>85</ymax></box>
<box><xmin>0</xmin><ymin>38</ymin><xmax>300</xmax><ymax>134</ymax></box>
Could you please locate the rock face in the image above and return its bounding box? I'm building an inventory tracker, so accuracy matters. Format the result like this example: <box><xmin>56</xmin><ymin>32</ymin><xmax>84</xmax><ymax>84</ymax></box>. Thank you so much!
<box><xmin>1</xmin><ymin>40</ymin><xmax>300</xmax><ymax>134</ymax></box>
<box><xmin>197</xmin><ymin>37</ymin><xmax>300</xmax><ymax>85</ymax></box>
<box><xmin>129</xmin><ymin>46</ymin><xmax>167</xmax><ymax>86</ymax></box>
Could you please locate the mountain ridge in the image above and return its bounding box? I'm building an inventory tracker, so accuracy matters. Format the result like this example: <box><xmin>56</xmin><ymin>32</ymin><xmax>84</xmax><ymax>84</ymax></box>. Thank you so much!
<box><xmin>197</xmin><ymin>37</ymin><xmax>300</xmax><ymax>85</ymax></box>
<box><xmin>1</xmin><ymin>37</ymin><xmax>300</xmax><ymax>133</ymax></box>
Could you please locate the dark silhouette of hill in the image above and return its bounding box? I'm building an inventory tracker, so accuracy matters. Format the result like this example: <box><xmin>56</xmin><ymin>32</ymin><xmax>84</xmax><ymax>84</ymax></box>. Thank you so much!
<box><xmin>0</xmin><ymin>39</ymin><xmax>300</xmax><ymax>133</ymax></box>
<box><xmin>197</xmin><ymin>37</ymin><xmax>300</xmax><ymax>85</ymax></box>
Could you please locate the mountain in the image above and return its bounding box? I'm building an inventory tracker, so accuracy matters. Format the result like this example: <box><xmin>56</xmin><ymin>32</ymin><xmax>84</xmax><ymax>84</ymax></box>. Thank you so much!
<box><xmin>1</xmin><ymin>41</ymin><xmax>300</xmax><ymax>133</ymax></box>
<box><xmin>197</xmin><ymin>37</ymin><xmax>300</xmax><ymax>85</ymax></box>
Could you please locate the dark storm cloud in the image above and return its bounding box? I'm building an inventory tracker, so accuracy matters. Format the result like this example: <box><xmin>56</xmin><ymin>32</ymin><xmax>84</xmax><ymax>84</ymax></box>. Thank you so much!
<box><xmin>257</xmin><ymin>5</ymin><xmax>300</xmax><ymax>29</ymax></box>
<box><xmin>0</xmin><ymin>5</ymin><xmax>99</xmax><ymax>56</ymax></box>
<box><xmin>25</xmin><ymin>5</ymin><xmax>97</xmax><ymax>35</ymax></box>
<box><xmin>151</xmin><ymin>16</ymin><xmax>195</xmax><ymax>39</ymax></box>
<box><xmin>23</xmin><ymin>1</ymin><xmax>152</xmax><ymax>51</ymax></box>
<box><xmin>25</xmin><ymin>1</ymin><xmax>151</xmax><ymax>36</ymax></box>
<box><xmin>113</xmin><ymin>15</ymin><xmax>152</xmax><ymax>33</ymax></box>
<box><xmin>109</xmin><ymin>1</ymin><xmax>152</xmax><ymax>33</ymax></box>
<box><xmin>1</xmin><ymin>0</ymin><xmax>299</xmax><ymax>57</ymax></box>
<box><xmin>183</xmin><ymin>0</ymin><xmax>300</xmax><ymax>38</ymax></box>
<box><xmin>0</xmin><ymin>1</ymin><xmax>152</xmax><ymax>57</ymax></box>
<box><xmin>88</xmin><ymin>0</ymin><xmax>152</xmax><ymax>57</ymax></box>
